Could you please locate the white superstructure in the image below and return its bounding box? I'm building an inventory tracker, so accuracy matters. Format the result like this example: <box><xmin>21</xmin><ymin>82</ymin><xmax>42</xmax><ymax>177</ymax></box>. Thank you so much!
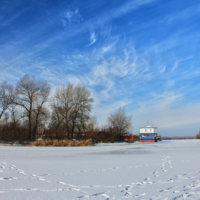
<box><xmin>140</xmin><ymin>126</ymin><xmax>157</xmax><ymax>134</ymax></box>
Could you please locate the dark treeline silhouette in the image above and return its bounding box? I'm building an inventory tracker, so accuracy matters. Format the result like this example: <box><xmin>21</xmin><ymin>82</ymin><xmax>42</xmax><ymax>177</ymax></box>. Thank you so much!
<box><xmin>0</xmin><ymin>75</ymin><xmax>133</xmax><ymax>144</ymax></box>
<box><xmin>162</xmin><ymin>136</ymin><xmax>195</xmax><ymax>140</ymax></box>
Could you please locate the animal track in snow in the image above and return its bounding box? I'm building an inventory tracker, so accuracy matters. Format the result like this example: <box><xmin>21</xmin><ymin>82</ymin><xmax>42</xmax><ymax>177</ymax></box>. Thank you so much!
<box><xmin>134</xmin><ymin>193</ymin><xmax>146</xmax><ymax>197</ymax></box>
<box><xmin>160</xmin><ymin>156</ymin><xmax>172</xmax><ymax>172</ymax></box>
<box><xmin>10</xmin><ymin>165</ymin><xmax>16</xmax><ymax>169</ymax></box>
<box><xmin>153</xmin><ymin>171</ymin><xmax>159</xmax><ymax>177</ymax></box>
<box><xmin>17</xmin><ymin>169</ymin><xmax>27</xmax><ymax>175</ymax></box>
<box><xmin>160</xmin><ymin>186</ymin><xmax>174</xmax><ymax>192</ymax></box>
<box><xmin>0</xmin><ymin>177</ymin><xmax>18</xmax><ymax>181</ymax></box>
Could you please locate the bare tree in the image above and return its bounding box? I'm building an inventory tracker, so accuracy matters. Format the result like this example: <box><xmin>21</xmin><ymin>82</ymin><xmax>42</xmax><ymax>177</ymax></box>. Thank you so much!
<box><xmin>15</xmin><ymin>74</ymin><xmax>51</xmax><ymax>141</ymax></box>
<box><xmin>196</xmin><ymin>131</ymin><xmax>200</xmax><ymax>139</ymax></box>
<box><xmin>52</xmin><ymin>84</ymin><xmax>74</xmax><ymax>139</ymax></box>
<box><xmin>51</xmin><ymin>84</ymin><xmax>94</xmax><ymax>139</ymax></box>
<box><xmin>0</xmin><ymin>81</ymin><xmax>15</xmax><ymax>119</ymax></box>
<box><xmin>76</xmin><ymin>115</ymin><xmax>87</xmax><ymax>139</ymax></box>
<box><xmin>87</xmin><ymin>116</ymin><xmax>98</xmax><ymax>132</ymax></box>
<box><xmin>49</xmin><ymin>107</ymin><xmax>65</xmax><ymax>139</ymax></box>
<box><xmin>32</xmin><ymin>85</ymin><xmax>50</xmax><ymax>139</ymax></box>
<box><xmin>10</xmin><ymin>105</ymin><xmax>19</xmax><ymax>125</ymax></box>
<box><xmin>32</xmin><ymin>106</ymin><xmax>49</xmax><ymax>139</ymax></box>
<box><xmin>108</xmin><ymin>107</ymin><xmax>132</xmax><ymax>136</ymax></box>
<box><xmin>69</xmin><ymin>84</ymin><xmax>93</xmax><ymax>139</ymax></box>
<box><xmin>3</xmin><ymin>112</ymin><xmax>10</xmax><ymax>125</ymax></box>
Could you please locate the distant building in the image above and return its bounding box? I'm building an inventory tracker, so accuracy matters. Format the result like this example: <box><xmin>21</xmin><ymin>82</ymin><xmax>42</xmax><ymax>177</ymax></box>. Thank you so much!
<box><xmin>139</xmin><ymin>125</ymin><xmax>158</xmax><ymax>142</ymax></box>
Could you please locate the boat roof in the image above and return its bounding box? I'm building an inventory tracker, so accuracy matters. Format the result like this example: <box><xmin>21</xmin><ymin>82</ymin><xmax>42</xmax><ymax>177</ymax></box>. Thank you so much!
<box><xmin>140</xmin><ymin>127</ymin><xmax>157</xmax><ymax>128</ymax></box>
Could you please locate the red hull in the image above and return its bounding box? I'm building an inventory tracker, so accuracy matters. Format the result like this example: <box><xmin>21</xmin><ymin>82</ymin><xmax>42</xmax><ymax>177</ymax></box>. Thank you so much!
<box><xmin>140</xmin><ymin>139</ymin><xmax>156</xmax><ymax>142</ymax></box>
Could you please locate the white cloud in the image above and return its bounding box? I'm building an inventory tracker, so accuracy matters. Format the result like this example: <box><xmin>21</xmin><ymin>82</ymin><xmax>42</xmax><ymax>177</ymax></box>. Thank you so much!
<box><xmin>160</xmin><ymin>65</ymin><xmax>166</xmax><ymax>73</ymax></box>
<box><xmin>165</xmin><ymin>4</ymin><xmax>200</xmax><ymax>23</ymax></box>
<box><xmin>86</xmin><ymin>31</ymin><xmax>98</xmax><ymax>46</ymax></box>
<box><xmin>0</xmin><ymin>7</ymin><xmax>31</xmax><ymax>26</ymax></box>
<box><xmin>92</xmin><ymin>99</ymin><xmax>133</xmax><ymax>125</ymax></box>
<box><xmin>61</xmin><ymin>8</ymin><xmax>83</xmax><ymax>26</ymax></box>
<box><xmin>171</xmin><ymin>61</ymin><xmax>178</xmax><ymax>72</ymax></box>
<box><xmin>131</xmin><ymin>91</ymin><xmax>200</xmax><ymax>136</ymax></box>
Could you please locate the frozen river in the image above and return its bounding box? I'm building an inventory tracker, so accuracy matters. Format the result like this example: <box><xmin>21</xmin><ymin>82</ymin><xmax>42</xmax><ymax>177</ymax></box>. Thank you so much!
<box><xmin>0</xmin><ymin>140</ymin><xmax>200</xmax><ymax>199</ymax></box>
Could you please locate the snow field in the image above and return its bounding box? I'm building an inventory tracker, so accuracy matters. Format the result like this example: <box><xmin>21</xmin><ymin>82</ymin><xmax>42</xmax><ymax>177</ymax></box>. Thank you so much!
<box><xmin>0</xmin><ymin>140</ymin><xmax>200</xmax><ymax>199</ymax></box>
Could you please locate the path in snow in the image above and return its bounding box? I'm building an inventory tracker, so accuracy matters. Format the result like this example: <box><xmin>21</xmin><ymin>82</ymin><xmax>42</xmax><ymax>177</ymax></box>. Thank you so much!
<box><xmin>0</xmin><ymin>140</ymin><xmax>200</xmax><ymax>199</ymax></box>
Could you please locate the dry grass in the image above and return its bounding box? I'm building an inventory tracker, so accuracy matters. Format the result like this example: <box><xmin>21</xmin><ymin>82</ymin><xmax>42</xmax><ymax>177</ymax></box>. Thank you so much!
<box><xmin>31</xmin><ymin>139</ymin><xmax>94</xmax><ymax>147</ymax></box>
<box><xmin>124</xmin><ymin>138</ymin><xmax>134</xmax><ymax>143</ymax></box>
<box><xmin>30</xmin><ymin>140</ymin><xmax>45</xmax><ymax>146</ymax></box>
<box><xmin>44</xmin><ymin>139</ymin><xmax>53</xmax><ymax>146</ymax></box>
<box><xmin>52</xmin><ymin>139</ymin><xmax>59</xmax><ymax>146</ymax></box>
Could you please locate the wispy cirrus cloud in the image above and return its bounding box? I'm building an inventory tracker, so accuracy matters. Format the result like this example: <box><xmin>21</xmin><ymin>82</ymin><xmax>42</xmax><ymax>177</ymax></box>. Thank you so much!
<box><xmin>165</xmin><ymin>4</ymin><xmax>200</xmax><ymax>23</ymax></box>
<box><xmin>160</xmin><ymin>65</ymin><xmax>166</xmax><ymax>73</ymax></box>
<box><xmin>86</xmin><ymin>31</ymin><xmax>98</xmax><ymax>46</ymax></box>
<box><xmin>61</xmin><ymin>8</ymin><xmax>83</xmax><ymax>27</ymax></box>
<box><xmin>0</xmin><ymin>6</ymin><xmax>31</xmax><ymax>27</ymax></box>
<box><xmin>171</xmin><ymin>61</ymin><xmax>178</xmax><ymax>72</ymax></box>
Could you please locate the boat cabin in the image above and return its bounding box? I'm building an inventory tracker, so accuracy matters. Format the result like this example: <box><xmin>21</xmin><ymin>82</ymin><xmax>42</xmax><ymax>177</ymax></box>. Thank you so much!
<box><xmin>140</xmin><ymin>126</ymin><xmax>157</xmax><ymax>142</ymax></box>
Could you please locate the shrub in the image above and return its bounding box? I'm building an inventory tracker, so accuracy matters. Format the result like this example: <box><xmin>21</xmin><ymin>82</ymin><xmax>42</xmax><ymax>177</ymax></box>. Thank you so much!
<box><xmin>30</xmin><ymin>140</ymin><xmax>45</xmax><ymax>146</ymax></box>
<box><xmin>85</xmin><ymin>139</ymin><xmax>93</xmax><ymax>146</ymax></box>
<box><xmin>124</xmin><ymin>138</ymin><xmax>134</xmax><ymax>143</ymax></box>
<box><xmin>196</xmin><ymin>131</ymin><xmax>200</xmax><ymax>139</ymax></box>
<box><xmin>59</xmin><ymin>139</ymin><xmax>69</xmax><ymax>146</ymax></box>
<box><xmin>52</xmin><ymin>139</ymin><xmax>59</xmax><ymax>146</ymax></box>
<box><xmin>68</xmin><ymin>141</ymin><xmax>74</xmax><ymax>147</ymax></box>
<box><xmin>78</xmin><ymin>140</ymin><xmax>86</xmax><ymax>146</ymax></box>
<box><xmin>45</xmin><ymin>139</ymin><xmax>53</xmax><ymax>146</ymax></box>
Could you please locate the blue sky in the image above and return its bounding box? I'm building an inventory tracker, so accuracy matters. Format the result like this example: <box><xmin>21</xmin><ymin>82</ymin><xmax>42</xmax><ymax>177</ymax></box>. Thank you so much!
<box><xmin>1</xmin><ymin>0</ymin><xmax>200</xmax><ymax>136</ymax></box>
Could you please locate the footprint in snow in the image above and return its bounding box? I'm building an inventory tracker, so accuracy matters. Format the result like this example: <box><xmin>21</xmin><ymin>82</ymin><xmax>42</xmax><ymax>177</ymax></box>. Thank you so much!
<box><xmin>134</xmin><ymin>193</ymin><xmax>146</xmax><ymax>197</ymax></box>
<box><xmin>102</xmin><ymin>193</ymin><xmax>109</xmax><ymax>198</ymax></box>
<box><xmin>124</xmin><ymin>191</ymin><xmax>132</xmax><ymax>196</ymax></box>
<box><xmin>92</xmin><ymin>192</ymin><xmax>104</xmax><ymax>196</ymax></box>
<box><xmin>32</xmin><ymin>174</ymin><xmax>37</xmax><ymax>177</ymax></box>
<box><xmin>0</xmin><ymin>177</ymin><xmax>18</xmax><ymax>181</ymax></box>
<box><xmin>125</xmin><ymin>186</ymin><xmax>130</xmax><ymax>190</ymax></box>
<box><xmin>160</xmin><ymin>187</ymin><xmax>174</xmax><ymax>192</ymax></box>
<box><xmin>173</xmin><ymin>191</ymin><xmax>180</xmax><ymax>193</ymax></box>
<box><xmin>59</xmin><ymin>182</ymin><xmax>67</xmax><ymax>185</ymax></box>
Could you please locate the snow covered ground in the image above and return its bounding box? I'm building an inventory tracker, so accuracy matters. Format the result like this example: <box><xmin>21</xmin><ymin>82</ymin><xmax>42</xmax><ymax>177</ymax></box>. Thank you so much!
<box><xmin>0</xmin><ymin>140</ymin><xmax>200</xmax><ymax>200</ymax></box>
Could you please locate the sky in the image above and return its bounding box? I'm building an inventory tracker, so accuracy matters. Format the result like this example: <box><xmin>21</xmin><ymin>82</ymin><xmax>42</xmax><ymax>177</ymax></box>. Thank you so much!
<box><xmin>0</xmin><ymin>0</ymin><xmax>200</xmax><ymax>136</ymax></box>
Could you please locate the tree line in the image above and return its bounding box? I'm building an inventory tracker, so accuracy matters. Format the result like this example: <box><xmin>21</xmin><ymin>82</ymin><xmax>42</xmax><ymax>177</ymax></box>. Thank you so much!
<box><xmin>0</xmin><ymin>75</ymin><xmax>132</xmax><ymax>143</ymax></box>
